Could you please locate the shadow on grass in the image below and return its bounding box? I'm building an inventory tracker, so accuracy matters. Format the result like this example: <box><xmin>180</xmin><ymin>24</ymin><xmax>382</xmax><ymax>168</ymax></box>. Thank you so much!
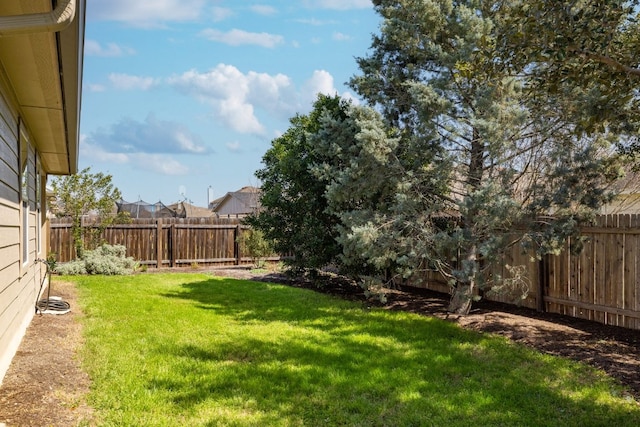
<box><xmin>153</xmin><ymin>277</ymin><xmax>640</xmax><ymax>426</ymax></box>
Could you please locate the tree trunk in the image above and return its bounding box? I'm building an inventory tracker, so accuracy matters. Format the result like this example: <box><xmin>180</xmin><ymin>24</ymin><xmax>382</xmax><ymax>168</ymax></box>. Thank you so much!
<box><xmin>449</xmin><ymin>128</ymin><xmax>484</xmax><ymax>315</ymax></box>
<box><xmin>448</xmin><ymin>281</ymin><xmax>475</xmax><ymax>315</ymax></box>
<box><xmin>448</xmin><ymin>242</ymin><xmax>478</xmax><ymax>315</ymax></box>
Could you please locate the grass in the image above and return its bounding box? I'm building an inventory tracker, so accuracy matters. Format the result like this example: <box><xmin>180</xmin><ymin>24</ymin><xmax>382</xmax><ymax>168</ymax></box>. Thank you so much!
<box><xmin>69</xmin><ymin>273</ymin><xmax>640</xmax><ymax>426</ymax></box>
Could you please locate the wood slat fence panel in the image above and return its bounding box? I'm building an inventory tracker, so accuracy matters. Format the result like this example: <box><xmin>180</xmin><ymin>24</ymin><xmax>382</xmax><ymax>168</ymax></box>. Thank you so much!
<box><xmin>49</xmin><ymin>217</ymin><xmax>268</xmax><ymax>267</ymax></box>
<box><xmin>404</xmin><ymin>214</ymin><xmax>640</xmax><ymax>330</ymax></box>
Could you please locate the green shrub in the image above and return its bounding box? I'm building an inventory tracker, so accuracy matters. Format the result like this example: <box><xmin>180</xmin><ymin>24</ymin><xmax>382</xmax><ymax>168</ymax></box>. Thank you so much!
<box><xmin>55</xmin><ymin>259</ymin><xmax>88</xmax><ymax>275</ymax></box>
<box><xmin>55</xmin><ymin>244</ymin><xmax>137</xmax><ymax>275</ymax></box>
<box><xmin>237</xmin><ymin>228</ymin><xmax>273</xmax><ymax>268</ymax></box>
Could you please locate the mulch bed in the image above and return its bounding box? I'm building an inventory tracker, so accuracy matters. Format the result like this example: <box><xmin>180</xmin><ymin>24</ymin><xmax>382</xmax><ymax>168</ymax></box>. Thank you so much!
<box><xmin>1</xmin><ymin>268</ymin><xmax>638</xmax><ymax>426</ymax></box>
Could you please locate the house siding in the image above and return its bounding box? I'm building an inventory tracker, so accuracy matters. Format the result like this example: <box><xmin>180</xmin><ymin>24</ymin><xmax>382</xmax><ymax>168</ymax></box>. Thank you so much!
<box><xmin>0</xmin><ymin>78</ymin><xmax>45</xmax><ymax>384</ymax></box>
<box><xmin>215</xmin><ymin>196</ymin><xmax>247</xmax><ymax>216</ymax></box>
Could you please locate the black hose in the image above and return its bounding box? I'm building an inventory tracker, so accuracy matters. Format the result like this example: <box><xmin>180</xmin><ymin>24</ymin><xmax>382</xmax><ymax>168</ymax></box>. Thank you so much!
<box><xmin>36</xmin><ymin>298</ymin><xmax>71</xmax><ymax>312</ymax></box>
<box><xmin>35</xmin><ymin>258</ymin><xmax>70</xmax><ymax>314</ymax></box>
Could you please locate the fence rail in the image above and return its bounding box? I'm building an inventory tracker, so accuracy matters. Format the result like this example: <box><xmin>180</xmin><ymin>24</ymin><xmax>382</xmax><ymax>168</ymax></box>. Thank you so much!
<box><xmin>50</xmin><ymin>214</ymin><xmax>640</xmax><ymax>331</ymax></box>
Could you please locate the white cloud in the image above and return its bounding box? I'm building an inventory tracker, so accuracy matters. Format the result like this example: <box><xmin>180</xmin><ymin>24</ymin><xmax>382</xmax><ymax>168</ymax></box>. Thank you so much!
<box><xmin>226</xmin><ymin>141</ymin><xmax>242</xmax><ymax>152</ymax></box>
<box><xmin>305</xmin><ymin>0</ymin><xmax>372</xmax><ymax>9</ymax></box>
<box><xmin>168</xmin><ymin>65</ymin><xmax>296</xmax><ymax>135</ymax></box>
<box><xmin>86</xmin><ymin>83</ymin><xmax>106</xmax><ymax>93</ymax></box>
<box><xmin>168</xmin><ymin>65</ymin><xmax>355</xmax><ymax>132</ymax></box>
<box><xmin>294</xmin><ymin>18</ymin><xmax>336</xmax><ymax>26</ymax></box>
<box><xmin>134</xmin><ymin>154</ymin><xmax>190</xmax><ymax>176</ymax></box>
<box><xmin>108</xmin><ymin>73</ymin><xmax>159</xmax><ymax>91</ymax></box>
<box><xmin>211</xmin><ymin>6</ymin><xmax>233</xmax><ymax>22</ymax></box>
<box><xmin>80</xmin><ymin>135</ymin><xmax>129</xmax><ymax>164</ymax></box>
<box><xmin>200</xmin><ymin>29</ymin><xmax>284</xmax><ymax>48</ymax></box>
<box><xmin>86</xmin><ymin>114</ymin><xmax>210</xmax><ymax>155</ymax></box>
<box><xmin>250</xmin><ymin>5</ymin><xmax>278</xmax><ymax>16</ymax></box>
<box><xmin>85</xmin><ymin>40</ymin><xmax>135</xmax><ymax>57</ymax></box>
<box><xmin>81</xmin><ymin>138</ymin><xmax>190</xmax><ymax>176</ymax></box>
<box><xmin>301</xmin><ymin>70</ymin><xmax>339</xmax><ymax>105</ymax></box>
<box><xmin>88</xmin><ymin>0</ymin><xmax>207</xmax><ymax>27</ymax></box>
<box><xmin>332</xmin><ymin>32</ymin><xmax>351</xmax><ymax>41</ymax></box>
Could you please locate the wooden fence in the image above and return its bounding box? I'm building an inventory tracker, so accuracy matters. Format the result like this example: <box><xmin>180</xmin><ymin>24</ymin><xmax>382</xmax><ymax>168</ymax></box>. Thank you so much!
<box><xmin>49</xmin><ymin>217</ymin><xmax>278</xmax><ymax>268</ymax></box>
<box><xmin>50</xmin><ymin>214</ymin><xmax>640</xmax><ymax>330</ymax></box>
<box><xmin>408</xmin><ymin>214</ymin><xmax>640</xmax><ymax>330</ymax></box>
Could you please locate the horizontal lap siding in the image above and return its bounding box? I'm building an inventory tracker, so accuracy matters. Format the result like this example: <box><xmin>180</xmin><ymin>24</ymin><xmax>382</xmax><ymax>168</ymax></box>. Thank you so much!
<box><xmin>0</xmin><ymin>87</ymin><xmax>43</xmax><ymax>384</ymax></box>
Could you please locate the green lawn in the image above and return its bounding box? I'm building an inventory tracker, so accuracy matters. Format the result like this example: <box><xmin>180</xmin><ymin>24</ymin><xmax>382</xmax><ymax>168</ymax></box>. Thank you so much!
<box><xmin>70</xmin><ymin>273</ymin><xmax>640</xmax><ymax>426</ymax></box>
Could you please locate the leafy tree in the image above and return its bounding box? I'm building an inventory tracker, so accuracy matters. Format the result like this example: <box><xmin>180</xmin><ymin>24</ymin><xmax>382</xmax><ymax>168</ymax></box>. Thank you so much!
<box><xmin>50</xmin><ymin>167</ymin><xmax>122</xmax><ymax>259</ymax></box>
<box><xmin>249</xmin><ymin>94</ymin><xmax>351</xmax><ymax>274</ymax></box>
<box><xmin>342</xmin><ymin>0</ymin><xmax>626</xmax><ymax>314</ymax></box>
<box><xmin>494</xmin><ymin>0</ymin><xmax>640</xmax><ymax>142</ymax></box>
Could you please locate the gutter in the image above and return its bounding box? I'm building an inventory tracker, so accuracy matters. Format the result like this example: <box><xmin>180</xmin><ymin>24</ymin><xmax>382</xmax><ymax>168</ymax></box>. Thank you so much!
<box><xmin>0</xmin><ymin>0</ymin><xmax>76</xmax><ymax>36</ymax></box>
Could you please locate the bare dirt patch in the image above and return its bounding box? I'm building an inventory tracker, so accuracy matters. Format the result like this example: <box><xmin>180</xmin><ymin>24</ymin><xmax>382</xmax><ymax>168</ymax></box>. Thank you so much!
<box><xmin>1</xmin><ymin>267</ymin><xmax>638</xmax><ymax>426</ymax></box>
<box><xmin>0</xmin><ymin>280</ymin><xmax>93</xmax><ymax>427</ymax></box>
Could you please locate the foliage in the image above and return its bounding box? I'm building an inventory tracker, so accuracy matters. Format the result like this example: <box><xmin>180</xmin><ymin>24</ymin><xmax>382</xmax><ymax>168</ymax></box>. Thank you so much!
<box><xmin>55</xmin><ymin>244</ymin><xmax>137</xmax><ymax>275</ymax></box>
<box><xmin>494</xmin><ymin>0</ymin><xmax>640</xmax><ymax>141</ymax></box>
<box><xmin>249</xmin><ymin>94</ymin><xmax>351</xmax><ymax>274</ymax></box>
<box><xmin>339</xmin><ymin>0</ymin><xmax>627</xmax><ymax>313</ymax></box>
<box><xmin>73</xmin><ymin>273</ymin><xmax>640</xmax><ymax>426</ymax></box>
<box><xmin>45</xmin><ymin>252</ymin><xmax>58</xmax><ymax>272</ymax></box>
<box><xmin>237</xmin><ymin>228</ymin><xmax>273</xmax><ymax>268</ymax></box>
<box><xmin>50</xmin><ymin>167</ymin><xmax>122</xmax><ymax>259</ymax></box>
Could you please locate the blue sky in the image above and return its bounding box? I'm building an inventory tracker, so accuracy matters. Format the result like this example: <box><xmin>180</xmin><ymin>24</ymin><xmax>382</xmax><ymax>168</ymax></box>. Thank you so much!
<box><xmin>78</xmin><ymin>0</ymin><xmax>379</xmax><ymax>207</ymax></box>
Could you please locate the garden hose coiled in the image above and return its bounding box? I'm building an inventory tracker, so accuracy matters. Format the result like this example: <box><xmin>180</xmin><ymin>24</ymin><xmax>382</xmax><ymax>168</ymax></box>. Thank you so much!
<box><xmin>35</xmin><ymin>258</ymin><xmax>71</xmax><ymax>314</ymax></box>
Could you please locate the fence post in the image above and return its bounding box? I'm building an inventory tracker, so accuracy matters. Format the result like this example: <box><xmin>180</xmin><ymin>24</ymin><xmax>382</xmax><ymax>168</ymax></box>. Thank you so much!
<box><xmin>536</xmin><ymin>257</ymin><xmax>547</xmax><ymax>313</ymax></box>
<box><xmin>234</xmin><ymin>224</ymin><xmax>241</xmax><ymax>265</ymax></box>
<box><xmin>156</xmin><ymin>219</ymin><xmax>162</xmax><ymax>268</ymax></box>
<box><xmin>170</xmin><ymin>224</ymin><xmax>177</xmax><ymax>268</ymax></box>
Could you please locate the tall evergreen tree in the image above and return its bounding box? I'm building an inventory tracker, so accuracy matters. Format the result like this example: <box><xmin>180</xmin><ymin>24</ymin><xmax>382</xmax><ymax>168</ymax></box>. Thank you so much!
<box><xmin>343</xmin><ymin>0</ymin><xmax>625</xmax><ymax>313</ymax></box>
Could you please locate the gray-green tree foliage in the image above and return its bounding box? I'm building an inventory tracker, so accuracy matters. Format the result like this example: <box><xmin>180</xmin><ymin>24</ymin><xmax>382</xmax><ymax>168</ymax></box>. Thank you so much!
<box><xmin>50</xmin><ymin>167</ymin><xmax>122</xmax><ymax>259</ymax></box>
<box><xmin>336</xmin><ymin>0</ymin><xmax>626</xmax><ymax>314</ymax></box>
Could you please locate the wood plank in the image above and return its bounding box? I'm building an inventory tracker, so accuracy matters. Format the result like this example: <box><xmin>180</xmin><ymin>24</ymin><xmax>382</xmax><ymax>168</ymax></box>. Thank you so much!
<box><xmin>626</xmin><ymin>215</ymin><xmax>640</xmax><ymax>329</ymax></box>
<box><xmin>543</xmin><ymin>296</ymin><xmax>640</xmax><ymax>319</ymax></box>
<box><xmin>577</xmin><ymin>232</ymin><xmax>595</xmax><ymax>321</ymax></box>
<box><xmin>594</xmin><ymin>216</ymin><xmax>607</xmax><ymax>324</ymax></box>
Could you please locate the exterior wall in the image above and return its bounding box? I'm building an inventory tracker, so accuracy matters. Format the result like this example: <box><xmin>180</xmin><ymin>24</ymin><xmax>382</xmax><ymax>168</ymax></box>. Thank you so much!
<box><xmin>0</xmin><ymin>80</ymin><xmax>46</xmax><ymax>384</ymax></box>
<box><xmin>215</xmin><ymin>196</ymin><xmax>246</xmax><ymax>216</ymax></box>
<box><xmin>215</xmin><ymin>194</ymin><xmax>259</xmax><ymax>217</ymax></box>
<box><xmin>601</xmin><ymin>194</ymin><xmax>640</xmax><ymax>215</ymax></box>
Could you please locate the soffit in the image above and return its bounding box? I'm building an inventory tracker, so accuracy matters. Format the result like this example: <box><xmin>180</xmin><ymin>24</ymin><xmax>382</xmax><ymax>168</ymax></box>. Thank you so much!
<box><xmin>0</xmin><ymin>0</ymin><xmax>83</xmax><ymax>175</ymax></box>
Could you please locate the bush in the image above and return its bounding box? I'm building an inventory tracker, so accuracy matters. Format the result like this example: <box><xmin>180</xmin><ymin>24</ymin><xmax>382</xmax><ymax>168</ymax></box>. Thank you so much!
<box><xmin>55</xmin><ymin>244</ymin><xmax>137</xmax><ymax>275</ymax></box>
<box><xmin>237</xmin><ymin>228</ymin><xmax>273</xmax><ymax>268</ymax></box>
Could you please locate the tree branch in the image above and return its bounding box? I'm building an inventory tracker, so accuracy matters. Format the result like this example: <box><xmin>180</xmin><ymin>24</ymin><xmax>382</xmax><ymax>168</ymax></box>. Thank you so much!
<box><xmin>574</xmin><ymin>48</ymin><xmax>640</xmax><ymax>77</ymax></box>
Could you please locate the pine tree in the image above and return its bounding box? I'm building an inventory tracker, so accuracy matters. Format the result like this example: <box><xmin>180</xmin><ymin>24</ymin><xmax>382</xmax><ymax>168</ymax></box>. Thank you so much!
<box><xmin>343</xmin><ymin>0</ymin><xmax>626</xmax><ymax>313</ymax></box>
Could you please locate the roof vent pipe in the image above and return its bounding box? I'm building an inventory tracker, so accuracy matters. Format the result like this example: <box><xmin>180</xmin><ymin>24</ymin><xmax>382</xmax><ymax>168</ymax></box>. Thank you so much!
<box><xmin>0</xmin><ymin>0</ymin><xmax>76</xmax><ymax>36</ymax></box>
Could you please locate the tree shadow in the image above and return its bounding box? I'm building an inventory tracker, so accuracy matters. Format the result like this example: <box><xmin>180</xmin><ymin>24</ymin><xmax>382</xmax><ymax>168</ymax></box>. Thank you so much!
<box><xmin>151</xmin><ymin>277</ymin><xmax>640</xmax><ymax>425</ymax></box>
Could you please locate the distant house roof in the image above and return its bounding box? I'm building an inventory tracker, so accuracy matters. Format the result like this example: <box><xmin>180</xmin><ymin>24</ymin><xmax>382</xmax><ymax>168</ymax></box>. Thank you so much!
<box><xmin>116</xmin><ymin>199</ymin><xmax>177</xmax><ymax>219</ymax></box>
<box><xmin>168</xmin><ymin>201</ymin><xmax>215</xmax><ymax>218</ymax></box>
<box><xmin>211</xmin><ymin>186</ymin><xmax>261</xmax><ymax>217</ymax></box>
